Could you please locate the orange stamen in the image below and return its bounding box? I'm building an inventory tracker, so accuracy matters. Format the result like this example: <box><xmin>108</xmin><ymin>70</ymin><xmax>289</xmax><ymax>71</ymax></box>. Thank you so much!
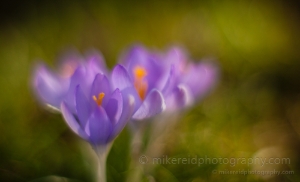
<box><xmin>134</xmin><ymin>66</ymin><xmax>147</xmax><ymax>79</ymax></box>
<box><xmin>93</xmin><ymin>92</ymin><xmax>105</xmax><ymax>106</ymax></box>
<box><xmin>134</xmin><ymin>66</ymin><xmax>148</xmax><ymax>100</ymax></box>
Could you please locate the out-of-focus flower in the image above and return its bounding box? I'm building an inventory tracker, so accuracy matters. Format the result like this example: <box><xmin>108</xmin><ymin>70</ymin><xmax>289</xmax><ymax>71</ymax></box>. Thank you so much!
<box><xmin>114</xmin><ymin>45</ymin><xmax>218</xmax><ymax>117</ymax></box>
<box><xmin>161</xmin><ymin>47</ymin><xmax>218</xmax><ymax>111</ymax></box>
<box><xmin>112</xmin><ymin>46</ymin><xmax>167</xmax><ymax>121</ymax></box>
<box><xmin>33</xmin><ymin>51</ymin><xmax>107</xmax><ymax>110</ymax></box>
<box><xmin>61</xmin><ymin>71</ymin><xmax>135</xmax><ymax>146</ymax></box>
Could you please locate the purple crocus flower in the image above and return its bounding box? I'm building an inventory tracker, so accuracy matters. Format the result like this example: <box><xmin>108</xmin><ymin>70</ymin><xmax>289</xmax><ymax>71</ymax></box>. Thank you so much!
<box><xmin>115</xmin><ymin>45</ymin><xmax>218</xmax><ymax>113</ymax></box>
<box><xmin>112</xmin><ymin>46</ymin><xmax>167</xmax><ymax>121</ymax></box>
<box><xmin>33</xmin><ymin>49</ymin><xmax>136</xmax><ymax>147</ymax></box>
<box><xmin>60</xmin><ymin>72</ymin><xmax>135</xmax><ymax>146</ymax></box>
<box><xmin>161</xmin><ymin>47</ymin><xmax>218</xmax><ymax>111</ymax></box>
<box><xmin>33</xmin><ymin>50</ymin><xmax>107</xmax><ymax>110</ymax></box>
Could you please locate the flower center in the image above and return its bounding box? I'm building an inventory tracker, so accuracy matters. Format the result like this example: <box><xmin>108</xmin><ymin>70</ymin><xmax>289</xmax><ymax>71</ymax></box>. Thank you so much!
<box><xmin>93</xmin><ymin>92</ymin><xmax>105</xmax><ymax>106</ymax></box>
<box><xmin>134</xmin><ymin>66</ymin><xmax>148</xmax><ymax>100</ymax></box>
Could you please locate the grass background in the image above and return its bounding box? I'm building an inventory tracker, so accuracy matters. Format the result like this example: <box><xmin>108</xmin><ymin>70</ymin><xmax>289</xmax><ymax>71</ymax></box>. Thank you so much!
<box><xmin>0</xmin><ymin>0</ymin><xmax>300</xmax><ymax>181</ymax></box>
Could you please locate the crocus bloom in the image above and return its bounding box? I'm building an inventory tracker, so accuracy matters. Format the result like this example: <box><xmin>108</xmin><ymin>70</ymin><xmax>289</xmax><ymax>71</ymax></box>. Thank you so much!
<box><xmin>161</xmin><ymin>47</ymin><xmax>218</xmax><ymax>111</ymax></box>
<box><xmin>115</xmin><ymin>45</ymin><xmax>218</xmax><ymax>113</ymax></box>
<box><xmin>112</xmin><ymin>46</ymin><xmax>167</xmax><ymax>121</ymax></box>
<box><xmin>33</xmin><ymin>50</ymin><xmax>107</xmax><ymax>110</ymax></box>
<box><xmin>61</xmin><ymin>72</ymin><xmax>135</xmax><ymax>146</ymax></box>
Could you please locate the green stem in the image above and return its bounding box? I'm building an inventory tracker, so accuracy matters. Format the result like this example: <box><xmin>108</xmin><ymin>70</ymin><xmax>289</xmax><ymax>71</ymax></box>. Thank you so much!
<box><xmin>126</xmin><ymin>125</ymin><xmax>145</xmax><ymax>182</ymax></box>
<box><xmin>95</xmin><ymin>143</ymin><xmax>113</xmax><ymax>182</ymax></box>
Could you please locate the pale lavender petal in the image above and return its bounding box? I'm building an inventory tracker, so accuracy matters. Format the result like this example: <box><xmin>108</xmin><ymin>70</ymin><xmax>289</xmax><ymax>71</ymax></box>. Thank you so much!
<box><xmin>111</xmin><ymin>64</ymin><xmax>133</xmax><ymax>90</ymax></box>
<box><xmin>61</xmin><ymin>102</ymin><xmax>88</xmax><ymax>140</ymax></box>
<box><xmin>160</xmin><ymin>48</ymin><xmax>190</xmax><ymax>92</ymax></box>
<box><xmin>164</xmin><ymin>47</ymin><xmax>188</xmax><ymax>66</ymax></box>
<box><xmin>109</xmin><ymin>93</ymin><xmax>135</xmax><ymax>141</ymax></box>
<box><xmin>120</xmin><ymin>45</ymin><xmax>148</xmax><ymax>67</ymax></box>
<box><xmin>85</xmin><ymin>50</ymin><xmax>108</xmax><ymax>75</ymax></box>
<box><xmin>105</xmin><ymin>89</ymin><xmax>123</xmax><ymax>125</ymax></box>
<box><xmin>121</xmin><ymin>86</ymin><xmax>142</xmax><ymax>112</ymax></box>
<box><xmin>87</xmin><ymin>106</ymin><xmax>112</xmax><ymax>145</ymax></box>
<box><xmin>184</xmin><ymin>62</ymin><xmax>218</xmax><ymax>99</ymax></box>
<box><xmin>75</xmin><ymin>85</ymin><xmax>91</xmax><ymax>128</ymax></box>
<box><xmin>165</xmin><ymin>84</ymin><xmax>193</xmax><ymax>111</ymax></box>
<box><xmin>132</xmin><ymin>89</ymin><xmax>166</xmax><ymax>120</ymax></box>
<box><xmin>162</xmin><ymin>65</ymin><xmax>177</xmax><ymax>95</ymax></box>
<box><xmin>33</xmin><ymin>64</ymin><xmax>69</xmax><ymax>108</ymax></box>
<box><xmin>90</xmin><ymin>74</ymin><xmax>111</xmax><ymax>107</ymax></box>
<box><xmin>64</xmin><ymin>66</ymin><xmax>86</xmax><ymax>112</ymax></box>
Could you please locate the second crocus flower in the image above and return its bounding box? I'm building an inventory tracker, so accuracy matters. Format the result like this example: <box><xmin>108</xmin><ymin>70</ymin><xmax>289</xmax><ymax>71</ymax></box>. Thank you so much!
<box><xmin>111</xmin><ymin>46</ymin><xmax>167</xmax><ymax>121</ymax></box>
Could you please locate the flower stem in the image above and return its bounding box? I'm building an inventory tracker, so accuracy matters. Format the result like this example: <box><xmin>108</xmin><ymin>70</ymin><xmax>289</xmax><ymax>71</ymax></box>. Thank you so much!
<box><xmin>126</xmin><ymin>125</ymin><xmax>145</xmax><ymax>182</ymax></box>
<box><xmin>94</xmin><ymin>143</ymin><xmax>112</xmax><ymax>182</ymax></box>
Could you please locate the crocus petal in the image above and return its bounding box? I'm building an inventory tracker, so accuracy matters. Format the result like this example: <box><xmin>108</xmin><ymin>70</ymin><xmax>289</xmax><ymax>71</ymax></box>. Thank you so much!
<box><xmin>63</xmin><ymin>66</ymin><xmax>87</xmax><ymax>112</ymax></box>
<box><xmin>165</xmin><ymin>84</ymin><xmax>193</xmax><ymax>111</ymax></box>
<box><xmin>75</xmin><ymin>85</ymin><xmax>91</xmax><ymax>128</ymax></box>
<box><xmin>90</xmin><ymin>74</ymin><xmax>111</xmax><ymax>107</ymax></box>
<box><xmin>120</xmin><ymin>45</ymin><xmax>148</xmax><ymax>67</ymax></box>
<box><xmin>111</xmin><ymin>64</ymin><xmax>133</xmax><ymax>90</ymax></box>
<box><xmin>164</xmin><ymin>47</ymin><xmax>188</xmax><ymax>66</ymax></box>
<box><xmin>162</xmin><ymin>65</ymin><xmax>176</xmax><ymax>95</ymax></box>
<box><xmin>105</xmin><ymin>89</ymin><xmax>123</xmax><ymax>125</ymax></box>
<box><xmin>184</xmin><ymin>62</ymin><xmax>218</xmax><ymax>99</ymax></box>
<box><xmin>121</xmin><ymin>86</ymin><xmax>142</xmax><ymax>112</ymax></box>
<box><xmin>33</xmin><ymin>64</ymin><xmax>68</xmax><ymax>108</ymax></box>
<box><xmin>87</xmin><ymin>106</ymin><xmax>112</xmax><ymax>145</ymax></box>
<box><xmin>61</xmin><ymin>102</ymin><xmax>88</xmax><ymax>140</ymax></box>
<box><xmin>132</xmin><ymin>89</ymin><xmax>166</xmax><ymax>120</ymax></box>
<box><xmin>85</xmin><ymin>50</ymin><xmax>107</xmax><ymax>72</ymax></box>
<box><xmin>109</xmin><ymin>93</ymin><xmax>135</xmax><ymax>141</ymax></box>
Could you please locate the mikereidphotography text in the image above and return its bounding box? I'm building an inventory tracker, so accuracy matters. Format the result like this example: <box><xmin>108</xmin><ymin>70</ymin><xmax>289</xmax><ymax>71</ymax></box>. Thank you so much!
<box><xmin>139</xmin><ymin>155</ymin><xmax>291</xmax><ymax>167</ymax></box>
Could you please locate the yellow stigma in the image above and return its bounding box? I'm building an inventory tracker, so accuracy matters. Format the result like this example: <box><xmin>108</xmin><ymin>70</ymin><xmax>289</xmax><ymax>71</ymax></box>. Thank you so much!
<box><xmin>134</xmin><ymin>66</ymin><xmax>148</xmax><ymax>100</ymax></box>
<box><xmin>93</xmin><ymin>92</ymin><xmax>105</xmax><ymax>106</ymax></box>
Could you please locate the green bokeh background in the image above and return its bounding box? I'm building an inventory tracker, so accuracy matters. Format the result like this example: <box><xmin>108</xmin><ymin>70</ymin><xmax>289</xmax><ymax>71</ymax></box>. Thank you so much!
<box><xmin>0</xmin><ymin>0</ymin><xmax>300</xmax><ymax>181</ymax></box>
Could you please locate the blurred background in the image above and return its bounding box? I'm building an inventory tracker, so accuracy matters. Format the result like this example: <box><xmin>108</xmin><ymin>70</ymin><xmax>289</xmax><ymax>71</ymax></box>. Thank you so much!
<box><xmin>0</xmin><ymin>0</ymin><xmax>300</xmax><ymax>181</ymax></box>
